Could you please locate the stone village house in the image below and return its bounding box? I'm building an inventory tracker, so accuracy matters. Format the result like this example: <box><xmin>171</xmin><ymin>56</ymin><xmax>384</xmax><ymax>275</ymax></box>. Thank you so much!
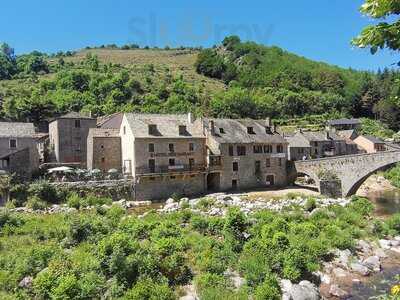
<box><xmin>0</xmin><ymin>122</ymin><xmax>40</xmax><ymax>179</ymax></box>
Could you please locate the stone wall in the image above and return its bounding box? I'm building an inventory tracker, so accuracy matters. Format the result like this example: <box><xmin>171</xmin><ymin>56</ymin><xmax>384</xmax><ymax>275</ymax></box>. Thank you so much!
<box><xmin>51</xmin><ymin>179</ymin><xmax>133</xmax><ymax>200</ymax></box>
<box><xmin>134</xmin><ymin>173</ymin><xmax>205</xmax><ymax>201</ymax></box>
<box><xmin>87</xmin><ymin>136</ymin><xmax>122</xmax><ymax>171</ymax></box>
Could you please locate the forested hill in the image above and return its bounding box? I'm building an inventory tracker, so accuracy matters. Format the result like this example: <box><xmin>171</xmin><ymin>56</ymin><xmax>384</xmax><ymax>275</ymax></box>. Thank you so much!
<box><xmin>0</xmin><ymin>37</ymin><xmax>399</xmax><ymax>132</ymax></box>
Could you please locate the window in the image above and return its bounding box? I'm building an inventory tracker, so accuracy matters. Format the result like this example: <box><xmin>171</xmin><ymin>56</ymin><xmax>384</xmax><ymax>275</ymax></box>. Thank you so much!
<box><xmin>255</xmin><ymin>161</ymin><xmax>261</xmax><ymax>173</ymax></box>
<box><xmin>101</xmin><ymin>157</ymin><xmax>105</xmax><ymax>163</ymax></box>
<box><xmin>149</xmin><ymin>143</ymin><xmax>155</xmax><ymax>153</ymax></box>
<box><xmin>232</xmin><ymin>180</ymin><xmax>238</xmax><ymax>190</ymax></box>
<box><xmin>170</xmin><ymin>176</ymin><xmax>176</xmax><ymax>180</ymax></box>
<box><xmin>9</xmin><ymin>139</ymin><xmax>17</xmax><ymax>149</ymax></box>
<box><xmin>233</xmin><ymin>161</ymin><xmax>239</xmax><ymax>171</ymax></box>
<box><xmin>148</xmin><ymin>124</ymin><xmax>157</xmax><ymax>135</ymax></box>
<box><xmin>264</xmin><ymin>145</ymin><xmax>272</xmax><ymax>153</ymax></box>
<box><xmin>219</xmin><ymin>128</ymin><xmax>225</xmax><ymax>134</ymax></box>
<box><xmin>314</xmin><ymin>149</ymin><xmax>318</xmax><ymax>155</ymax></box>
<box><xmin>278</xmin><ymin>158</ymin><xmax>282</xmax><ymax>166</ymax></box>
<box><xmin>253</xmin><ymin>145</ymin><xmax>263</xmax><ymax>154</ymax></box>
<box><xmin>189</xmin><ymin>143</ymin><xmax>194</xmax><ymax>152</ymax></box>
<box><xmin>229</xmin><ymin>145</ymin><xmax>234</xmax><ymax>156</ymax></box>
<box><xmin>100</xmin><ymin>145</ymin><xmax>104</xmax><ymax>149</ymax></box>
<box><xmin>189</xmin><ymin>158</ymin><xmax>195</xmax><ymax>169</ymax></box>
<box><xmin>266</xmin><ymin>158</ymin><xmax>271</xmax><ymax>167</ymax></box>
<box><xmin>169</xmin><ymin>143</ymin><xmax>174</xmax><ymax>153</ymax></box>
<box><xmin>179</xmin><ymin>125</ymin><xmax>187</xmax><ymax>135</ymax></box>
<box><xmin>277</xmin><ymin>144</ymin><xmax>284</xmax><ymax>153</ymax></box>
<box><xmin>169</xmin><ymin>158</ymin><xmax>175</xmax><ymax>166</ymax></box>
<box><xmin>237</xmin><ymin>145</ymin><xmax>246</xmax><ymax>156</ymax></box>
<box><xmin>123</xmin><ymin>126</ymin><xmax>126</xmax><ymax>135</ymax></box>
<box><xmin>149</xmin><ymin>159</ymin><xmax>155</xmax><ymax>172</ymax></box>
<box><xmin>74</xmin><ymin>120</ymin><xmax>81</xmax><ymax>128</ymax></box>
<box><xmin>247</xmin><ymin>127</ymin><xmax>255</xmax><ymax>134</ymax></box>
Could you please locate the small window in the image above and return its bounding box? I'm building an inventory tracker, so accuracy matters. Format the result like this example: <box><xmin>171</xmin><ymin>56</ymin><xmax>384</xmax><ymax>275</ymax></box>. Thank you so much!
<box><xmin>189</xmin><ymin>143</ymin><xmax>194</xmax><ymax>152</ymax></box>
<box><xmin>74</xmin><ymin>119</ymin><xmax>81</xmax><ymax>128</ymax></box>
<box><xmin>9</xmin><ymin>139</ymin><xmax>17</xmax><ymax>149</ymax></box>
<box><xmin>101</xmin><ymin>157</ymin><xmax>105</xmax><ymax>163</ymax></box>
<box><xmin>169</xmin><ymin>158</ymin><xmax>175</xmax><ymax>166</ymax></box>
<box><xmin>179</xmin><ymin>125</ymin><xmax>187</xmax><ymax>135</ymax></box>
<box><xmin>253</xmin><ymin>145</ymin><xmax>263</xmax><ymax>154</ymax></box>
<box><xmin>219</xmin><ymin>128</ymin><xmax>225</xmax><ymax>134</ymax></box>
<box><xmin>169</xmin><ymin>143</ymin><xmax>174</xmax><ymax>153</ymax></box>
<box><xmin>255</xmin><ymin>161</ymin><xmax>261</xmax><ymax>173</ymax></box>
<box><xmin>229</xmin><ymin>145</ymin><xmax>234</xmax><ymax>156</ymax></box>
<box><xmin>277</xmin><ymin>144</ymin><xmax>284</xmax><ymax>153</ymax></box>
<box><xmin>264</xmin><ymin>145</ymin><xmax>272</xmax><ymax>153</ymax></box>
<box><xmin>170</xmin><ymin>176</ymin><xmax>176</xmax><ymax>180</ymax></box>
<box><xmin>232</xmin><ymin>179</ymin><xmax>238</xmax><ymax>190</ymax></box>
<box><xmin>149</xmin><ymin>143</ymin><xmax>155</xmax><ymax>153</ymax></box>
<box><xmin>148</xmin><ymin>124</ymin><xmax>157</xmax><ymax>135</ymax></box>
<box><xmin>233</xmin><ymin>161</ymin><xmax>239</xmax><ymax>171</ymax></box>
<box><xmin>189</xmin><ymin>158</ymin><xmax>195</xmax><ymax>168</ymax></box>
<box><xmin>100</xmin><ymin>144</ymin><xmax>104</xmax><ymax>149</ymax></box>
<box><xmin>123</xmin><ymin>126</ymin><xmax>126</xmax><ymax>135</ymax></box>
<box><xmin>247</xmin><ymin>127</ymin><xmax>255</xmax><ymax>134</ymax></box>
<box><xmin>237</xmin><ymin>145</ymin><xmax>246</xmax><ymax>156</ymax></box>
<box><xmin>266</xmin><ymin>158</ymin><xmax>271</xmax><ymax>168</ymax></box>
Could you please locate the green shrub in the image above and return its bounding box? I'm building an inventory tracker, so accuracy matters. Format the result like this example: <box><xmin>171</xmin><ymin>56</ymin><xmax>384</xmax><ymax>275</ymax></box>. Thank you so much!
<box><xmin>304</xmin><ymin>197</ymin><xmax>317</xmax><ymax>212</ymax></box>
<box><xmin>124</xmin><ymin>277</ymin><xmax>175</xmax><ymax>300</ymax></box>
<box><xmin>25</xmin><ymin>196</ymin><xmax>47</xmax><ymax>210</ymax></box>
<box><xmin>254</xmin><ymin>273</ymin><xmax>281</xmax><ymax>300</ymax></box>
<box><xmin>28</xmin><ymin>181</ymin><xmax>59</xmax><ymax>204</ymax></box>
<box><xmin>195</xmin><ymin>273</ymin><xmax>228</xmax><ymax>298</ymax></box>
<box><xmin>67</xmin><ymin>192</ymin><xmax>81</xmax><ymax>209</ymax></box>
<box><xmin>349</xmin><ymin>196</ymin><xmax>374</xmax><ymax>216</ymax></box>
<box><xmin>224</xmin><ymin>207</ymin><xmax>248</xmax><ymax>252</ymax></box>
<box><xmin>385</xmin><ymin>214</ymin><xmax>400</xmax><ymax>235</ymax></box>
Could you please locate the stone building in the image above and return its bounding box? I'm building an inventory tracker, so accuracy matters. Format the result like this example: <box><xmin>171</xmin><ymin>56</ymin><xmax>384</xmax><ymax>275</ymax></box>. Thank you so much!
<box><xmin>49</xmin><ymin>112</ymin><xmax>97</xmax><ymax>167</ymax></box>
<box><xmin>0</xmin><ymin>122</ymin><xmax>40</xmax><ymax>178</ymax></box>
<box><xmin>199</xmin><ymin>118</ymin><xmax>288</xmax><ymax>191</ymax></box>
<box><xmin>285</xmin><ymin>134</ymin><xmax>311</xmax><ymax>161</ymax></box>
<box><xmin>120</xmin><ymin>113</ymin><xmax>207</xmax><ymax>200</ymax></box>
<box><xmin>327</xmin><ymin>118</ymin><xmax>361</xmax><ymax>131</ymax></box>
<box><xmin>353</xmin><ymin>135</ymin><xmax>386</xmax><ymax>153</ymax></box>
<box><xmin>87</xmin><ymin>128</ymin><xmax>121</xmax><ymax>172</ymax></box>
<box><xmin>292</xmin><ymin>130</ymin><xmax>358</xmax><ymax>159</ymax></box>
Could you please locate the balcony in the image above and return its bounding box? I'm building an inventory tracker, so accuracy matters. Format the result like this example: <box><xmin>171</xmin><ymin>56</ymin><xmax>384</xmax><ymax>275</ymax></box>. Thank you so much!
<box><xmin>207</xmin><ymin>155</ymin><xmax>222</xmax><ymax>172</ymax></box>
<box><xmin>136</xmin><ymin>164</ymin><xmax>205</xmax><ymax>176</ymax></box>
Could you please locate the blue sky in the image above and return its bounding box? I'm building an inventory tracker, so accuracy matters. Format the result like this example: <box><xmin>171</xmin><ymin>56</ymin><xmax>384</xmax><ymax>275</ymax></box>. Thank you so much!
<box><xmin>1</xmin><ymin>0</ymin><xmax>397</xmax><ymax>71</ymax></box>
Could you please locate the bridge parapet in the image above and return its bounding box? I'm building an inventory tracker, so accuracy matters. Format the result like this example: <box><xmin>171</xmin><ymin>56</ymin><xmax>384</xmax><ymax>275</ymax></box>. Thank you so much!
<box><xmin>293</xmin><ymin>151</ymin><xmax>400</xmax><ymax>197</ymax></box>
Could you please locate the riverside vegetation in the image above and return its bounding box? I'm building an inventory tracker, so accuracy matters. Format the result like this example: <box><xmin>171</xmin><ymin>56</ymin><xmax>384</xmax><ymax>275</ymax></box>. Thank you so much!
<box><xmin>1</xmin><ymin>185</ymin><xmax>400</xmax><ymax>299</ymax></box>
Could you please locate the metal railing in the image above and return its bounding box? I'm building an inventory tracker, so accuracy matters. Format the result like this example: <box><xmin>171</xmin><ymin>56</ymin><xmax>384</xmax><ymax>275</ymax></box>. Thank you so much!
<box><xmin>136</xmin><ymin>164</ymin><xmax>205</xmax><ymax>175</ymax></box>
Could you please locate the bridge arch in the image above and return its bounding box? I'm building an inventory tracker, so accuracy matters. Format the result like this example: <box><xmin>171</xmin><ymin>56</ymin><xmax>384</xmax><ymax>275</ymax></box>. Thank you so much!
<box><xmin>293</xmin><ymin>151</ymin><xmax>400</xmax><ymax>197</ymax></box>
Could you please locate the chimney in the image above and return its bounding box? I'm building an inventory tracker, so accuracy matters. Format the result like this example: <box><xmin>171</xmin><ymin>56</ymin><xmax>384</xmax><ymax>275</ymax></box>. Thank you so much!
<box><xmin>188</xmin><ymin>112</ymin><xmax>195</xmax><ymax>124</ymax></box>
<box><xmin>209</xmin><ymin>120</ymin><xmax>215</xmax><ymax>135</ymax></box>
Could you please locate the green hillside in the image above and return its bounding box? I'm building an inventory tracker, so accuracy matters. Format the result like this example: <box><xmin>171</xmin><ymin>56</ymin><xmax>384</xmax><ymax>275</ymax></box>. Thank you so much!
<box><xmin>0</xmin><ymin>38</ymin><xmax>399</xmax><ymax>132</ymax></box>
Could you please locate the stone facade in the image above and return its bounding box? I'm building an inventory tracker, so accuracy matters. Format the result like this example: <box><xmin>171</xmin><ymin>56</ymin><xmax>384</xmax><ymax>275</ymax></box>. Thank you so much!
<box><xmin>0</xmin><ymin>122</ymin><xmax>40</xmax><ymax>178</ymax></box>
<box><xmin>199</xmin><ymin>118</ymin><xmax>288</xmax><ymax>192</ymax></box>
<box><xmin>49</xmin><ymin>113</ymin><xmax>97</xmax><ymax>167</ymax></box>
<box><xmin>120</xmin><ymin>113</ymin><xmax>207</xmax><ymax>200</ymax></box>
<box><xmin>87</xmin><ymin>128</ymin><xmax>121</xmax><ymax>172</ymax></box>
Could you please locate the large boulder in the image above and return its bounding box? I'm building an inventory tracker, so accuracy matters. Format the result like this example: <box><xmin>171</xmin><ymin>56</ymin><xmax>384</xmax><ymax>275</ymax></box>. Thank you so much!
<box><xmin>350</xmin><ymin>262</ymin><xmax>370</xmax><ymax>276</ymax></box>
<box><xmin>363</xmin><ymin>256</ymin><xmax>381</xmax><ymax>272</ymax></box>
<box><xmin>280</xmin><ymin>280</ymin><xmax>320</xmax><ymax>300</ymax></box>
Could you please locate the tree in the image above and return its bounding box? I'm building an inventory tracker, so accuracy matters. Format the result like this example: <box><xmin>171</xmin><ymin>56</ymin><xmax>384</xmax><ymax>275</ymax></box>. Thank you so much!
<box><xmin>352</xmin><ymin>0</ymin><xmax>400</xmax><ymax>57</ymax></box>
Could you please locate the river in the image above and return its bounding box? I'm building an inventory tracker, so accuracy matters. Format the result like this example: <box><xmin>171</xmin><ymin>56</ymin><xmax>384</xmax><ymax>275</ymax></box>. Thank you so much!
<box><xmin>347</xmin><ymin>189</ymin><xmax>400</xmax><ymax>299</ymax></box>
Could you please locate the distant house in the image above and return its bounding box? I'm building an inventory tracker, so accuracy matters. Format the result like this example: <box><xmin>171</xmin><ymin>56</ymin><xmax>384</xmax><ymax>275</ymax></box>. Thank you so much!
<box><xmin>120</xmin><ymin>113</ymin><xmax>207</xmax><ymax>200</ymax></box>
<box><xmin>337</xmin><ymin>129</ymin><xmax>358</xmax><ymax>141</ymax></box>
<box><xmin>353</xmin><ymin>135</ymin><xmax>386</xmax><ymax>153</ymax></box>
<box><xmin>87</xmin><ymin>128</ymin><xmax>121</xmax><ymax>172</ymax></box>
<box><xmin>291</xmin><ymin>130</ymin><xmax>358</xmax><ymax>159</ymax></box>
<box><xmin>0</xmin><ymin>122</ymin><xmax>40</xmax><ymax>178</ymax></box>
<box><xmin>49</xmin><ymin>112</ymin><xmax>97</xmax><ymax>167</ymax></box>
<box><xmin>327</xmin><ymin>118</ymin><xmax>361</xmax><ymax>131</ymax></box>
<box><xmin>285</xmin><ymin>134</ymin><xmax>311</xmax><ymax>161</ymax></box>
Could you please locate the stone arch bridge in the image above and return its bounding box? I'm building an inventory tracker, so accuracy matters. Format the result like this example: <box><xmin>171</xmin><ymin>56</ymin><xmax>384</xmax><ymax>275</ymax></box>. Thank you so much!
<box><xmin>290</xmin><ymin>151</ymin><xmax>400</xmax><ymax>197</ymax></box>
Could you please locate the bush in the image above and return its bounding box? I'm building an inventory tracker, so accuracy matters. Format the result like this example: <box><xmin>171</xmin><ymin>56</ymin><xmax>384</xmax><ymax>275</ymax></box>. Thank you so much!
<box><xmin>124</xmin><ymin>277</ymin><xmax>175</xmax><ymax>300</ymax></box>
<box><xmin>28</xmin><ymin>181</ymin><xmax>59</xmax><ymax>204</ymax></box>
<box><xmin>304</xmin><ymin>197</ymin><xmax>317</xmax><ymax>212</ymax></box>
<box><xmin>385</xmin><ymin>214</ymin><xmax>400</xmax><ymax>235</ymax></box>
<box><xmin>254</xmin><ymin>273</ymin><xmax>281</xmax><ymax>300</ymax></box>
<box><xmin>25</xmin><ymin>196</ymin><xmax>47</xmax><ymax>210</ymax></box>
<box><xmin>67</xmin><ymin>192</ymin><xmax>81</xmax><ymax>209</ymax></box>
<box><xmin>349</xmin><ymin>196</ymin><xmax>374</xmax><ymax>216</ymax></box>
